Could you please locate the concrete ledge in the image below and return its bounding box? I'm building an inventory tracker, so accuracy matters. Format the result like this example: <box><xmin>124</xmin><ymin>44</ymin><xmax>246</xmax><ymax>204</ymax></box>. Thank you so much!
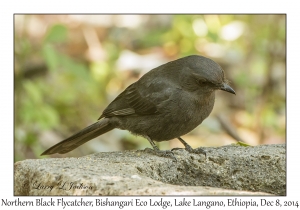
<box><xmin>14</xmin><ymin>144</ymin><xmax>285</xmax><ymax>195</ymax></box>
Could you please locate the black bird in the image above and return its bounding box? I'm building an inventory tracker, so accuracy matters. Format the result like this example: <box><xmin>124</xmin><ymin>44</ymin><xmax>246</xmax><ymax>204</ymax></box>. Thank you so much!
<box><xmin>41</xmin><ymin>55</ymin><xmax>235</xmax><ymax>157</ymax></box>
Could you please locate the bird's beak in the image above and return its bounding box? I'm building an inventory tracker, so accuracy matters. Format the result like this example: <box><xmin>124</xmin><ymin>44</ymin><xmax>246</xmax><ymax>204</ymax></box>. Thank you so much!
<box><xmin>220</xmin><ymin>83</ymin><xmax>235</xmax><ymax>95</ymax></box>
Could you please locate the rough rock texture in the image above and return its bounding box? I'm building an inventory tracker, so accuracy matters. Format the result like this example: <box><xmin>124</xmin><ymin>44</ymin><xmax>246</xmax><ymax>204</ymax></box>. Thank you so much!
<box><xmin>14</xmin><ymin>144</ymin><xmax>285</xmax><ymax>196</ymax></box>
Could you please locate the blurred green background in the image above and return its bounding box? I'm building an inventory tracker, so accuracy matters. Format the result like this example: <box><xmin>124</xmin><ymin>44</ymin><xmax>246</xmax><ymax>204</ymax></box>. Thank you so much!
<box><xmin>14</xmin><ymin>15</ymin><xmax>286</xmax><ymax>161</ymax></box>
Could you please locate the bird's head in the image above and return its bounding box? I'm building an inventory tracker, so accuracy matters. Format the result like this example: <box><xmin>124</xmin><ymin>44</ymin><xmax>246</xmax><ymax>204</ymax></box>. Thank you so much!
<box><xmin>179</xmin><ymin>55</ymin><xmax>235</xmax><ymax>95</ymax></box>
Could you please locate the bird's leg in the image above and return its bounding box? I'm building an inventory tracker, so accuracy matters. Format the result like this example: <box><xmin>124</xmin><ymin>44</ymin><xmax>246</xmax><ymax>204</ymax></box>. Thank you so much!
<box><xmin>145</xmin><ymin>136</ymin><xmax>160</xmax><ymax>151</ymax></box>
<box><xmin>144</xmin><ymin>136</ymin><xmax>176</xmax><ymax>161</ymax></box>
<box><xmin>172</xmin><ymin>137</ymin><xmax>206</xmax><ymax>157</ymax></box>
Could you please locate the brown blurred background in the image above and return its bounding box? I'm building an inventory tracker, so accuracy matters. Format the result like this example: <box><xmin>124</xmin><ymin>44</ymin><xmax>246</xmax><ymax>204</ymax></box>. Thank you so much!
<box><xmin>14</xmin><ymin>14</ymin><xmax>286</xmax><ymax>161</ymax></box>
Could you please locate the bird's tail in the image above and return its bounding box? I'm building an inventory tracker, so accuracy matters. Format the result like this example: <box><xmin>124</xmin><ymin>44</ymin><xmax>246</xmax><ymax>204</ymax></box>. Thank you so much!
<box><xmin>41</xmin><ymin>118</ymin><xmax>114</xmax><ymax>155</ymax></box>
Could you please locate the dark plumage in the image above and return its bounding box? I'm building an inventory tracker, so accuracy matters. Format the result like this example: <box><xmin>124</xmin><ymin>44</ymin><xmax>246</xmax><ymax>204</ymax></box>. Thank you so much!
<box><xmin>41</xmin><ymin>55</ymin><xmax>235</xmax><ymax>157</ymax></box>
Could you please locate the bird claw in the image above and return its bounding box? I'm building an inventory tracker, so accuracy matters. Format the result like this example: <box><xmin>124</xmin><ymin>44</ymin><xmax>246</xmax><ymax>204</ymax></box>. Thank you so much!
<box><xmin>171</xmin><ymin>147</ymin><xmax>182</xmax><ymax>151</ymax></box>
<box><xmin>189</xmin><ymin>147</ymin><xmax>207</xmax><ymax>157</ymax></box>
<box><xmin>172</xmin><ymin>146</ymin><xmax>206</xmax><ymax>157</ymax></box>
<box><xmin>144</xmin><ymin>148</ymin><xmax>177</xmax><ymax>162</ymax></box>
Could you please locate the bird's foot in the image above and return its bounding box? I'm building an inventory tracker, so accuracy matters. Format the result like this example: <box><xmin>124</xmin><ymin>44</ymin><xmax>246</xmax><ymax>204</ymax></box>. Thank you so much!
<box><xmin>172</xmin><ymin>145</ymin><xmax>206</xmax><ymax>157</ymax></box>
<box><xmin>144</xmin><ymin>148</ymin><xmax>177</xmax><ymax>161</ymax></box>
<box><xmin>188</xmin><ymin>147</ymin><xmax>207</xmax><ymax>157</ymax></box>
<box><xmin>175</xmin><ymin>137</ymin><xmax>206</xmax><ymax>157</ymax></box>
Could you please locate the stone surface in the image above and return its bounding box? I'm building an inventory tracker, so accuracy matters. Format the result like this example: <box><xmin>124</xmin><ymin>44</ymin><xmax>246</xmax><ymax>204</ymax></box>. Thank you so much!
<box><xmin>14</xmin><ymin>144</ymin><xmax>285</xmax><ymax>195</ymax></box>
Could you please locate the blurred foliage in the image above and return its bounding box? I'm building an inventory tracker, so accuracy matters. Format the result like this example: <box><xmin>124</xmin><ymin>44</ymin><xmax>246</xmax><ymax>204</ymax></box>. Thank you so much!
<box><xmin>14</xmin><ymin>15</ymin><xmax>286</xmax><ymax>161</ymax></box>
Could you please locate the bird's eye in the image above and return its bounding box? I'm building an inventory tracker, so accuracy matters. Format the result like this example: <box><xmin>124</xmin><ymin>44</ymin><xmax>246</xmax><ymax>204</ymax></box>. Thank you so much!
<box><xmin>198</xmin><ymin>79</ymin><xmax>207</xmax><ymax>85</ymax></box>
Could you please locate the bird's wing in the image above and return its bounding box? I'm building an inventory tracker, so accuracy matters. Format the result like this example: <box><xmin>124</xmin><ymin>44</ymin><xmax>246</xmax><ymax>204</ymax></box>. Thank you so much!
<box><xmin>99</xmin><ymin>83</ymin><xmax>159</xmax><ymax>119</ymax></box>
